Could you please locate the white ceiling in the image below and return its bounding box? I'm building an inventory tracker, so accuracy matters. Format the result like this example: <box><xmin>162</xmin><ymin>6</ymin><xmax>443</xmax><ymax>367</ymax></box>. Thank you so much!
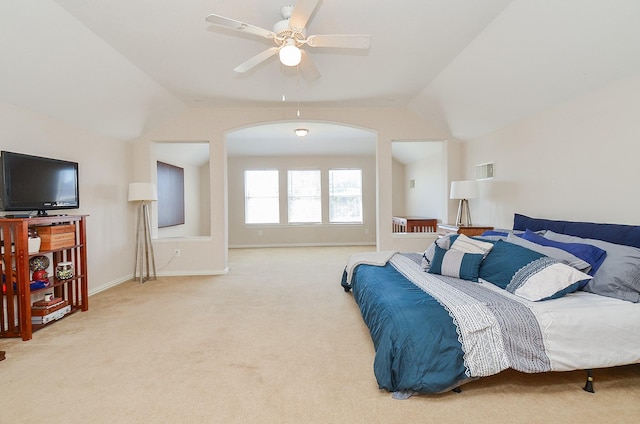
<box><xmin>226</xmin><ymin>121</ymin><xmax>375</xmax><ymax>157</ymax></box>
<box><xmin>50</xmin><ymin>0</ymin><xmax>513</xmax><ymax>108</ymax></box>
<box><xmin>2</xmin><ymin>1</ymin><xmax>640</xmax><ymax>147</ymax></box>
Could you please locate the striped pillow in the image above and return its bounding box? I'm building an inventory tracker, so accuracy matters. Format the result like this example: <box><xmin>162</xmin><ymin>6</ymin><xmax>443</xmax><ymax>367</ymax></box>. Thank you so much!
<box><xmin>428</xmin><ymin>245</ymin><xmax>484</xmax><ymax>282</ymax></box>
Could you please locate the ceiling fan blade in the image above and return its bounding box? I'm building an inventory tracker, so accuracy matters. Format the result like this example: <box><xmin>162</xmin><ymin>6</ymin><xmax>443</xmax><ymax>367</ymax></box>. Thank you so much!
<box><xmin>289</xmin><ymin>0</ymin><xmax>319</xmax><ymax>31</ymax></box>
<box><xmin>206</xmin><ymin>14</ymin><xmax>276</xmax><ymax>39</ymax></box>
<box><xmin>233</xmin><ymin>47</ymin><xmax>279</xmax><ymax>73</ymax></box>
<box><xmin>300</xmin><ymin>50</ymin><xmax>320</xmax><ymax>81</ymax></box>
<box><xmin>306</xmin><ymin>34</ymin><xmax>371</xmax><ymax>49</ymax></box>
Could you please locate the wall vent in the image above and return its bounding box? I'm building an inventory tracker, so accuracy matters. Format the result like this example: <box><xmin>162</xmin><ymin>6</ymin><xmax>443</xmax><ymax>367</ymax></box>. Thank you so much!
<box><xmin>475</xmin><ymin>162</ymin><xmax>494</xmax><ymax>180</ymax></box>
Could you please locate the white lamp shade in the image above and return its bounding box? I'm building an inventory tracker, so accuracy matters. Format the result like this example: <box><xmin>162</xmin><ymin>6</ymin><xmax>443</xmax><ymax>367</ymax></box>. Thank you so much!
<box><xmin>128</xmin><ymin>182</ymin><xmax>157</xmax><ymax>202</ymax></box>
<box><xmin>450</xmin><ymin>180</ymin><xmax>478</xmax><ymax>200</ymax></box>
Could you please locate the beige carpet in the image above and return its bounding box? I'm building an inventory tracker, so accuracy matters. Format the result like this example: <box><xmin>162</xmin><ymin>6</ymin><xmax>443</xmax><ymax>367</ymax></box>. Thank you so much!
<box><xmin>1</xmin><ymin>246</ymin><xmax>639</xmax><ymax>423</ymax></box>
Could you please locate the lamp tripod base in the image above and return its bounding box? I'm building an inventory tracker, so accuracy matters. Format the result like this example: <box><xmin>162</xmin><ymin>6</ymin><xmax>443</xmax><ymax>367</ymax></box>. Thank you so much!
<box><xmin>455</xmin><ymin>199</ymin><xmax>473</xmax><ymax>227</ymax></box>
<box><xmin>134</xmin><ymin>202</ymin><xmax>156</xmax><ymax>283</ymax></box>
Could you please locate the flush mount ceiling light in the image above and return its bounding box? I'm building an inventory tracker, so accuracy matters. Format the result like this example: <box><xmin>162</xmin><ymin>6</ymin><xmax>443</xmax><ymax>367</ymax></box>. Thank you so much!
<box><xmin>294</xmin><ymin>128</ymin><xmax>309</xmax><ymax>137</ymax></box>
<box><xmin>279</xmin><ymin>39</ymin><xmax>302</xmax><ymax>67</ymax></box>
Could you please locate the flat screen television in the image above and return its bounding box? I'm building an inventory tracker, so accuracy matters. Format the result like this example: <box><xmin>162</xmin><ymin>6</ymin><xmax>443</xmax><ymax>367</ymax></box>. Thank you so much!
<box><xmin>0</xmin><ymin>151</ymin><xmax>79</xmax><ymax>216</ymax></box>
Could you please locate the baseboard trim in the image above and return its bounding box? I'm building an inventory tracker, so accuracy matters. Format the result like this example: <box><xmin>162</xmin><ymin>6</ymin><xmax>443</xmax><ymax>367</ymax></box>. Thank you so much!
<box><xmin>229</xmin><ymin>242</ymin><xmax>376</xmax><ymax>249</ymax></box>
<box><xmin>157</xmin><ymin>268</ymin><xmax>229</xmax><ymax>277</ymax></box>
<box><xmin>88</xmin><ymin>268</ymin><xmax>230</xmax><ymax>296</ymax></box>
<box><xmin>88</xmin><ymin>275</ymin><xmax>132</xmax><ymax>297</ymax></box>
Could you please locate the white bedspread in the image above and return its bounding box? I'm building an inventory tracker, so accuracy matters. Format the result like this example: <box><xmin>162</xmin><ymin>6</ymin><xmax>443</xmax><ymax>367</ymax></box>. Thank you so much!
<box><xmin>344</xmin><ymin>250</ymin><xmax>397</xmax><ymax>285</ymax></box>
<box><xmin>480</xmin><ymin>281</ymin><xmax>640</xmax><ymax>371</ymax></box>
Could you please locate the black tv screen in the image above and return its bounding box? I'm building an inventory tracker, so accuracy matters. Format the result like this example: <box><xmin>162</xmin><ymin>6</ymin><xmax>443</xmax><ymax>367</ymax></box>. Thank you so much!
<box><xmin>0</xmin><ymin>151</ymin><xmax>79</xmax><ymax>215</ymax></box>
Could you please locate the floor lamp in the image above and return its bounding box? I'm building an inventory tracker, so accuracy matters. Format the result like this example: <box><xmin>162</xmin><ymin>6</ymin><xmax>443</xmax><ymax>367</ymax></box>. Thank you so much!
<box><xmin>450</xmin><ymin>180</ymin><xmax>478</xmax><ymax>227</ymax></box>
<box><xmin>128</xmin><ymin>182</ymin><xmax>157</xmax><ymax>283</ymax></box>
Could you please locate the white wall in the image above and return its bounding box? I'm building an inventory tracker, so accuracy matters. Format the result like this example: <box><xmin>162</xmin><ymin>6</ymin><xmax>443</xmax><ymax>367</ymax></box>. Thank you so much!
<box><xmin>134</xmin><ymin>106</ymin><xmax>456</xmax><ymax>274</ymax></box>
<box><xmin>391</xmin><ymin>158</ymin><xmax>406</xmax><ymax>217</ymax></box>
<box><xmin>404</xmin><ymin>149</ymin><xmax>445</xmax><ymax>221</ymax></box>
<box><xmin>465</xmin><ymin>74</ymin><xmax>640</xmax><ymax>229</ymax></box>
<box><xmin>0</xmin><ymin>100</ymin><xmax>134</xmax><ymax>294</ymax></box>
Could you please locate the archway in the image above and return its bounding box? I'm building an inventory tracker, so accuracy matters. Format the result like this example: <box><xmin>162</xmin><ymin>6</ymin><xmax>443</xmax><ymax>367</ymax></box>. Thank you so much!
<box><xmin>225</xmin><ymin>120</ymin><xmax>377</xmax><ymax>247</ymax></box>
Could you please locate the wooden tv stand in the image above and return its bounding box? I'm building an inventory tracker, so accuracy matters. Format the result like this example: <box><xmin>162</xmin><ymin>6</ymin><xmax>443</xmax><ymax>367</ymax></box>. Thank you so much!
<box><xmin>1</xmin><ymin>215</ymin><xmax>88</xmax><ymax>341</ymax></box>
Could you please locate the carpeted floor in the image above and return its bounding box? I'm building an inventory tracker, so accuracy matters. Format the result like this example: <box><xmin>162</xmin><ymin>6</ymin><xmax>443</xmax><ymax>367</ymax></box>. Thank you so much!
<box><xmin>1</xmin><ymin>246</ymin><xmax>639</xmax><ymax>423</ymax></box>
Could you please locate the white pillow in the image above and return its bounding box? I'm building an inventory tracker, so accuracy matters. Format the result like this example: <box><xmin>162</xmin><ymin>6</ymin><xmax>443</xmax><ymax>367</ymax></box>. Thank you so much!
<box><xmin>450</xmin><ymin>234</ymin><xmax>494</xmax><ymax>257</ymax></box>
<box><xmin>507</xmin><ymin>258</ymin><xmax>592</xmax><ymax>301</ymax></box>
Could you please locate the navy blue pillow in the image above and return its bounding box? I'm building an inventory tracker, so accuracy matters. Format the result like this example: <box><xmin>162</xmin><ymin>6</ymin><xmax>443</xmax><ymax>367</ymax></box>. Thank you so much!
<box><xmin>513</xmin><ymin>213</ymin><xmax>640</xmax><ymax>249</ymax></box>
<box><xmin>521</xmin><ymin>229</ymin><xmax>607</xmax><ymax>276</ymax></box>
<box><xmin>481</xmin><ymin>230</ymin><xmax>510</xmax><ymax>237</ymax></box>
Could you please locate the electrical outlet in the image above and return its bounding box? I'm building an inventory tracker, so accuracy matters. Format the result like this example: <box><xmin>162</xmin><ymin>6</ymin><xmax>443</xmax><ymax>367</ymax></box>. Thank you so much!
<box><xmin>174</xmin><ymin>248</ymin><xmax>180</xmax><ymax>257</ymax></box>
<box><xmin>258</xmin><ymin>230</ymin><xmax>263</xmax><ymax>236</ymax></box>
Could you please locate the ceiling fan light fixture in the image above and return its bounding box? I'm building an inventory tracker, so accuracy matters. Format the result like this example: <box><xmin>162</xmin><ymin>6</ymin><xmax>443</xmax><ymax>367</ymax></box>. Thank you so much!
<box><xmin>279</xmin><ymin>39</ymin><xmax>302</xmax><ymax>67</ymax></box>
<box><xmin>294</xmin><ymin>128</ymin><xmax>309</xmax><ymax>137</ymax></box>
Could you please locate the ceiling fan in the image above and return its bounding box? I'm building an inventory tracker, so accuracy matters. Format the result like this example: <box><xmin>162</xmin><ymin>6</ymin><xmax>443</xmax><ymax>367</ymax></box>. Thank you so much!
<box><xmin>205</xmin><ymin>0</ymin><xmax>371</xmax><ymax>80</ymax></box>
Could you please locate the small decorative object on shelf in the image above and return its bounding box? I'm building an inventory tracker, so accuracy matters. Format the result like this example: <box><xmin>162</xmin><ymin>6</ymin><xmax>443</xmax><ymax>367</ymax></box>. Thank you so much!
<box><xmin>28</xmin><ymin>227</ymin><xmax>41</xmax><ymax>254</ymax></box>
<box><xmin>55</xmin><ymin>261</ymin><xmax>74</xmax><ymax>280</ymax></box>
<box><xmin>32</xmin><ymin>269</ymin><xmax>48</xmax><ymax>282</ymax></box>
<box><xmin>35</xmin><ymin>224</ymin><xmax>76</xmax><ymax>250</ymax></box>
<box><xmin>29</xmin><ymin>255</ymin><xmax>50</xmax><ymax>271</ymax></box>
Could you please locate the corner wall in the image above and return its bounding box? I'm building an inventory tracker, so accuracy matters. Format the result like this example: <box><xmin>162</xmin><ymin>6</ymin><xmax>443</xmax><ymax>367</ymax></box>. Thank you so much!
<box><xmin>0</xmin><ymin>100</ymin><xmax>135</xmax><ymax>294</ymax></box>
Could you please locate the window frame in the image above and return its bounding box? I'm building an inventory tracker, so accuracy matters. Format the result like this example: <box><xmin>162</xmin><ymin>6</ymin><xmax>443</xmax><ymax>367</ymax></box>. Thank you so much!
<box><xmin>244</xmin><ymin>169</ymin><xmax>280</xmax><ymax>224</ymax></box>
<box><xmin>328</xmin><ymin>168</ymin><xmax>363</xmax><ymax>224</ymax></box>
<box><xmin>287</xmin><ymin>169</ymin><xmax>322</xmax><ymax>224</ymax></box>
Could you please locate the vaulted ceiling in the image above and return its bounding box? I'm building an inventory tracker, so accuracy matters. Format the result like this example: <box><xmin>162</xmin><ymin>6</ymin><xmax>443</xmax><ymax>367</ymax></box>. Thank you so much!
<box><xmin>1</xmin><ymin>1</ymin><xmax>639</xmax><ymax>143</ymax></box>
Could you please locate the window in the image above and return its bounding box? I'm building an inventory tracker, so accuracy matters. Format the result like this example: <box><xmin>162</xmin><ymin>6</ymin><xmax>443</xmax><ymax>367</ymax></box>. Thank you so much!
<box><xmin>245</xmin><ymin>170</ymin><xmax>279</xmax><ymax>224</ymax></box>
<box><xmin>329</xmin><ymin>169</ymin><xmax>363</xmax><ymax>223</ymax></box>
<box><xmin>288</xmin><ymin>170</ymin><xmax>321</xmax><ymax>223</ymax></box>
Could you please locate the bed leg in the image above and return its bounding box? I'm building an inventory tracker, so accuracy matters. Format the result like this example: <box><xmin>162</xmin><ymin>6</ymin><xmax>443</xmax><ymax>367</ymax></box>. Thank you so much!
<box><xmin>341</xmin><ymin>269</ymin><xmax>352</xmax><ymax>292</ymax></box>
<box><xmin>583</xmin><ymin>369</ymin><xmax>594</xmax><ymax>393</ymax></box>
<box><xmin>452</xmin><ymin>387</ymin><xmax>462</xmax><ymax>393</ymax></box>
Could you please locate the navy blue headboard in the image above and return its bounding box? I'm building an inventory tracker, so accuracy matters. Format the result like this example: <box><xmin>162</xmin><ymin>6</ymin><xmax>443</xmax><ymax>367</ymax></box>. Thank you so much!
<box><xmin>513</xmin><ymin>213</ymin><xmax>640</xmax><ymax>249</ymax></box>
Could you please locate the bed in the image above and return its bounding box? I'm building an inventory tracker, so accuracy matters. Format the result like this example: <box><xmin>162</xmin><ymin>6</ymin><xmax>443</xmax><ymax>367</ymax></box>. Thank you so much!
<box><xmin>341</xmin><ymin>214</ymin><xmax>640</xmax><ymax>398</ymax></box>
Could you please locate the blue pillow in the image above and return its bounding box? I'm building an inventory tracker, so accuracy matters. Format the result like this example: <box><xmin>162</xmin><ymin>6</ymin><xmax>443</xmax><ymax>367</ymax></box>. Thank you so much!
<box><xmin>421</xmin><ymin>234</ymin><xmax>459</xmax><ymax>270</ymax></box>
<box><xmin>521</xmin><ymin>229</ymin><xmax>606</xmax><ymax>276</ymax></box>
<box><xmin>506</xmin><ymin>232</ymin><xmax>592</xmax><ymax>274</ymax></box>
<box><xmin>481</xmin><ymin>230</ymin><xmax>510</xmax><ymax>237</ymax></box>
<box><xmin>428</xmin><ymin>245</ymin><xmax>483</xmax><ymax>282</ymax></box>
<box><xmin>513</xmin><ymin>213</ymin><xmax>640</xmax><ymax>249</ymax></box>
<box><xmin>479</xmin><ymin>240</ymin><xmax>545</xmax><ymax>289</ymax></box>
<box><xmin>544</xmin><ymin>231</ymin><xmax>640</xmax><ymax>303</ymax></box>
<box><xmin>479</xmin><ymin>240</ymin><xmax>590</xmax><ymax>300</ymax></box>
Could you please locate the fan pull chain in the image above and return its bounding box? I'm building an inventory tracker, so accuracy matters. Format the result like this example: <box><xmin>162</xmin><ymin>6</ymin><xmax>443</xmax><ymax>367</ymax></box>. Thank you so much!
<box><xmin>296</xmin><ymin>65</ymin><xmax>301</xmax><ymax>117</ymax></box>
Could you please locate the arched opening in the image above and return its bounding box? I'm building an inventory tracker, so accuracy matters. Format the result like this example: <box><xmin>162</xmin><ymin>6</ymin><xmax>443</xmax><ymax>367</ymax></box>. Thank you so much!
<box><xmin>225</xmin><ymin>120</ymin><xmax>377</xmax><ymax>247</ymax></box>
